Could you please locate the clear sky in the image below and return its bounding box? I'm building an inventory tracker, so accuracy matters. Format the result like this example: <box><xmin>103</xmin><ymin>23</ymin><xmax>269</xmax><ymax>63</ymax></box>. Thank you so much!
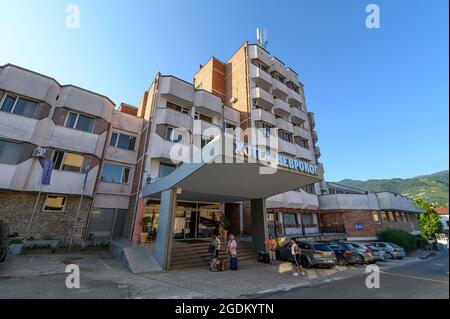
<box><xmin>1</xmin><ymin>0</ymin><xmax>448</xmax><ymax>181</ymax></box>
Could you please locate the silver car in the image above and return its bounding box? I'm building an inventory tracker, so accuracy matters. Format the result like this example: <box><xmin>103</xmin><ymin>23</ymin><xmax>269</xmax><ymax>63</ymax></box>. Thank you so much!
<box><xmin>372</xmin><ymin>242</ymin><xmax>406</xmax><ymax>259</ymax></box>
<box><xmin>347</xmin><ymin>242</ymin><xmax>377</xmax><ymax>264</ymax></box>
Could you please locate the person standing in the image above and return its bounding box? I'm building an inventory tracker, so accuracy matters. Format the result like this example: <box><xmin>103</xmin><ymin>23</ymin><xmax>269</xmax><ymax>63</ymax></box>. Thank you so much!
<box><xmin>290</xmin><ymin>238</ymin><xmax>305</xmax><ymax>276</ymax></box>
<box><xmin>214</xmin><ymin>232</ymin><xmax>221</xmax><ymax>259</ymax></box>
<box><xmin>265</xmin><ymin>235</ymin><xmax>277</xmax><ymax>265</ymax></box>
<box><xmin>227</xmin><ymin>234</ymin><xmax>238</xmax><ymax>270</ymax></box>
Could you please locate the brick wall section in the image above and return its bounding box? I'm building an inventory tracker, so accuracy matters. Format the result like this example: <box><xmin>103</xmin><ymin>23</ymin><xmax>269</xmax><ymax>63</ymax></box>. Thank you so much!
<box><xmin>336</xmin><ymin>210</ymin><xmax>420</xmax><ymax>238</ymax></box>
<box><xmin>0</xmin><ymin>190</ymin><xmax>91</xmax><ymax>241</ymax></box>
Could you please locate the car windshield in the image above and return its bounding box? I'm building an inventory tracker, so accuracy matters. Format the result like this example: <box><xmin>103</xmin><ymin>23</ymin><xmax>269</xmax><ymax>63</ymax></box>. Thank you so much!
<box><xmin>350</xmin><ymin>243</ymin><xmax>361</xmax><ymax>248</ymax></box>
<box><xmin>314</xmin><ymin>244</ymin><xmax>333</xmax><ymax>251</ymax></box>
<box><xmin>388</xmin><ymin>243</ymin><xmax>400</xmax><ymax>248</ymax></box>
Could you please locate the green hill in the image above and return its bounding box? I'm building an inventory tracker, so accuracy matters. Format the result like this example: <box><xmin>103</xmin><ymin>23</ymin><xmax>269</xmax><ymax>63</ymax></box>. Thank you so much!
<box><xmin>336</xmin><ymin>170</ymin><xmax>449</xmax><ymax>208</ymax></box>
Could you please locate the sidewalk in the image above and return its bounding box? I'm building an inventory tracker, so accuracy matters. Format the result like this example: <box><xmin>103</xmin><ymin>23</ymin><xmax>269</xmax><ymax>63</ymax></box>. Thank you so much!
<box><xmin>0</xmin><ymin>251</ymin><xmax>435</xmax><ymax>299</ymax></box>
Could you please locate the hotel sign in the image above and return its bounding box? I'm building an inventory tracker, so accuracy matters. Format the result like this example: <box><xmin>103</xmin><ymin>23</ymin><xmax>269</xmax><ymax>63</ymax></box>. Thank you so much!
<box><xmin>234</xmin><ymin>141</ymin><xmax>319</xmax><ymax>176</ymax></box>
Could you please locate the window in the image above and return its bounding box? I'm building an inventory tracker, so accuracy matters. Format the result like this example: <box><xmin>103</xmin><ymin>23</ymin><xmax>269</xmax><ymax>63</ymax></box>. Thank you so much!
<box><xmin>166</xmin><ymin>101</ymin><xmax>190</xmax><ymax>115</ymax></box>
<box><xmin>158</xmin><ymin>162</ymin><xmax>177</xmax><ymax>178</ymax></box>
<box><xmin>0</xmin><ymin>139</ymin><xmax>22</xmax><ymax>165</ymax></box>
<box><xmin>101</xmin><ymin>163</ymin><xmax>130</xmax><ymax>183</ymax></box>
<box><xmin>401</xmin><ymin>212</ymin><xmax>407</xmax><ymax>223</ymax></box>
<box><xmin>201</xmin><ymin>136</ymin><xmax>213</xmax><ymax>148</ymax></box>
<box><xmin>301</xmin><ymin>184</ymin><xmax>315</xmax><ymax>194</ymax></box>
<box><xmin>297</xmin><ymin>138</ymin><xmax>308</xmax><ymax>149</ymax></box>
<box><xmin>52</xmin><ymin>150</ymin><xmax>84</xmax><ymax>172</ymax></box>
<box><xmin>271</xmin><ymin>72</ymin><xmax>285</xmax><ymax>83</ymax></box>
<box><xmin>110</xmin><ymin>132</ymin><xmax>136</xmax><ymax>150</ymax></box>
<box><xmin>387</xmin><ymin>211</ymin><xmax>394</xmax><ymax>222</ymax></box>
<box><xmin>381</xmin><ymin>211</ymin><xmax>388</xmax><ymax>222</ymax></box>
<box><xmin>259</xmin><ymin>123</ymin><xmax>272</xmax><ymax>137</ymax></box>
<box><xmin>165</xmin><ymin>127</ymin><xmax>184</xmax><ymax>143</ymax></box>
<box><xmin>0</xmin><ymin>94</ymin><xmax>38</xmax><ymax>118</ymax></box>
<box><xmin>224</xmin><ymin>122</ymin><xmax>236</xmax><ymax>131</ymax></box>
<box><xmin>65</xmin><ymin>112</ymin><xmax>95</xmax><ymax>133</ymax></box>
<box><xmin>253</xmin><ymin>60</ymin><xmax>269</xmax><ymax>73</ymax></box>
<box><xmin>372</xmin><ymin>211</ymin><xmax>381</xmax><ymax>224</ymax></box>
<box><xmin>194</xmin><ymin>112</ymin><xmax>212</xmax><ymax>123</ymax></box>
<box><xmin>394</xmin><ymin>212</ymin><xmax>401</xmax><ymax>223</ymax></box>
<box><xmin>302</xmin><ymin>213</ymin><xmax>315</xmax><ymax>226</ymax></box>
<box><xmin>42</xmin><ymin>195</ymin><xmax>67</xmax><ymax>212</ymax></box>
<box><xmin>283</xmin><ymin>213</ymin><xmax>298</xmax><ymax>228</ymax></box>
<box><xmin>279</xmin><ymin>131</ymin><xmax>293</xmax><ymax>143</ymax></box>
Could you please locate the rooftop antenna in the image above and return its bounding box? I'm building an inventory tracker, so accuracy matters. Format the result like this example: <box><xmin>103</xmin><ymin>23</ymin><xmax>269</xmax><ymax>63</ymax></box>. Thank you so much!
<box><xmin>256</xmin><ymin>28</ymin><xmax>268</xmax><ymax>49</ymax></box>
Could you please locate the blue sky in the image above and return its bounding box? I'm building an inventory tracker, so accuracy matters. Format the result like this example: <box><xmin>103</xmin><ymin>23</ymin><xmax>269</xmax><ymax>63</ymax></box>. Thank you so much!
<box><xmin>0</xmin><ymin>0</ymin><xmax>448</xmax><ymax>181</ymax></box>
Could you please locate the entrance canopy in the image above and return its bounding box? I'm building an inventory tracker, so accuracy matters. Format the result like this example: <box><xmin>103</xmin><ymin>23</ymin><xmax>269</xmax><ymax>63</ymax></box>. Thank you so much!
<box><xmin>143</xmin><ymin>154</ymin><xmax>323</xmax><ymax>202</ymax></box>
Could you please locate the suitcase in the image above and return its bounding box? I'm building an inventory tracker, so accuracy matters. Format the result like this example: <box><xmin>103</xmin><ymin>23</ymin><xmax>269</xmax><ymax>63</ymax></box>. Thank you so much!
<box><xmin>258</xmin><ymin>251</ymin><xmax>266</xmax><ymax>262</ymax></box>
<box><xmin>209</xmin><ymin>258</ymin><xmax>220</xmax><ymax>272</ymax></box>
<box><xmin>263</xmin><ymin>253</ymin><xmax>270</xmax><ymax>264</ymax></box>
<box><xmin>230</xmin><ymin>257</ymin><xmax>238</xmax><ymax>270</ymax></box>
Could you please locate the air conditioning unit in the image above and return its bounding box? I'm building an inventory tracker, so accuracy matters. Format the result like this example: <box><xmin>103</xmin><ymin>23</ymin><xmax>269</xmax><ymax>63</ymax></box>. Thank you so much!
<box><xmin>32</xmin><ymin>147</ymin><xmax>46</xmax><ymax>158</ymax></box>
<box><xmin>145</xmin><ymin>176</ymin><xmax>157</xmax><ymax>184</ymax></box>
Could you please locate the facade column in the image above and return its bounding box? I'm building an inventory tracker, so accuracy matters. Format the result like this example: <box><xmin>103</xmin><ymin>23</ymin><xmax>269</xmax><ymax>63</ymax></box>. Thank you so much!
<box><xmin>251</xmin><ymin>199</ymin><xmax>268</xmax><ymax>252</ymax></box>
<box><xmin>155</xmin><ymin>188</ymin><xmax>177</xmax><ymax>270</ymax></box>
<box><xmin>239</xmin><ymin>202</ymin><xmax>244</xmax><ymax>235</ymax></box>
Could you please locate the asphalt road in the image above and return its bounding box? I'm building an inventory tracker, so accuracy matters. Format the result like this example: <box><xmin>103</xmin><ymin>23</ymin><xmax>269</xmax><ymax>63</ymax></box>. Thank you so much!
<box><xmin>256</xmin><ymin>252</ymin><xmax>449</xmax><ymax>299</ymax></box>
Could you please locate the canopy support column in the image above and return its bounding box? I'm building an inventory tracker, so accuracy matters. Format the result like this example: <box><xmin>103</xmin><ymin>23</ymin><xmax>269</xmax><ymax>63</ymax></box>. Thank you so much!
<box><xmin>251</xmin><ymin>198</ymin><xmax>268</xmax><ymax>252</ymax></box>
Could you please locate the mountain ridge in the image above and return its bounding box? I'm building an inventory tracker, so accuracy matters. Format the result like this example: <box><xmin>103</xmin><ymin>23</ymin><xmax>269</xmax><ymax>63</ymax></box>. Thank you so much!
<box><xmin>336</xmin><ymin>170</ymin><xmax>449</xmax><ymax>208</ymax></box>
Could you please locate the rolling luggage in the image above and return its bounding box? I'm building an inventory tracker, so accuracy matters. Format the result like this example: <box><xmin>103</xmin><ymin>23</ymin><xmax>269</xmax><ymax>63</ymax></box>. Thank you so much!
<box><xmin>209</xmin><ymin>258</ymin><xmax>220</xmax><ymax>272</ymax></box>
<box><xmin>230</xmin><ymin>257</ymin><xmax>238</xmax><ymax>270</ymax></box>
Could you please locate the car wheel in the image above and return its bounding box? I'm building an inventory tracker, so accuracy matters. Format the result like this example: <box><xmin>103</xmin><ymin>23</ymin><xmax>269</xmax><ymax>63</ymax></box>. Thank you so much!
<box><xmin>336</xmin><ymin>255</ymin><xmax>346</xmax><ymax>266</ymax></box>
<box><xmin>359</xmin><ymin>255</ymin><xmax>365</xmax><ymax>265</ymax></box>
<box><xmin>386</xmin><ymin>252</ymin><xmax>394</xmax><ymax>259</ymax></box>
<box><xmin>301</xmin><ymin>255</ymin><xmax>310</xmax><ymax>268</ymax></box>
<box><xmin>276</xmin><ymin>250</ymin><xmax>281</xmax><ymax>260</ymax></box>
<box><xmin>397</xmin><ymin>257</ymin><xmax>403</xmax><ymax>260</ymax></box>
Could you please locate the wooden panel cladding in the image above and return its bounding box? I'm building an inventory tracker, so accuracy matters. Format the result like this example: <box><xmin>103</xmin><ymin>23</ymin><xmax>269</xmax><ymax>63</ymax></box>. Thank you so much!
<box><xmin>52</xmin><ymin>107</ymin><xmax>69</xmax><ymax>126</ymax></box>
<box><xmin>34</xmin><ymin>102</ymin><xmax>52</xmax><ymax>120</ymax></box>
<box><xmin>16</xmin><ymin>142</ymin><xmax>36</xmax><ymax>164</ymax></box>
<box><xmin>92</xmin><ymin>117</ymin><xmax>108</xmax><ymax>135</ymax></box>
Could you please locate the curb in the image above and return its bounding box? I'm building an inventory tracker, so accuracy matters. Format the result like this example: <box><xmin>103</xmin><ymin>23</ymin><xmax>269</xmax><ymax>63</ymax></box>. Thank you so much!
<box><xmin>419</xmin><ymin>251</ymin><xmax>437</xmax><ymax>259</ymax></box>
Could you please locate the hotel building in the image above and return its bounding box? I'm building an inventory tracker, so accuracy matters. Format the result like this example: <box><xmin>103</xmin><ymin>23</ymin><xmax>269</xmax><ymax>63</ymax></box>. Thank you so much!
<box><xmin>0</xmin><ymin>42</ymin><xmax>423</xmax><ymax>270</ymax></box>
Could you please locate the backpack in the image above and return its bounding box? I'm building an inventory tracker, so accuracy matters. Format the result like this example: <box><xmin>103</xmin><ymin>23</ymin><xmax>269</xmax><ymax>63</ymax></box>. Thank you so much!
<box><xmin>219</xmin><ymin>258</ymin><xmax>228</xmax><ymax>272</ymax></box>
<box><xmin>208</xmin><ymin>240</ymin><xmax>216</xmax><ymax>254</ymax></box>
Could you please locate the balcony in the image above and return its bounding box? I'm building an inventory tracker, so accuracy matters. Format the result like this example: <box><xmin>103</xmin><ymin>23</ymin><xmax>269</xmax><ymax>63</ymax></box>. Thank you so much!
<box><xmin>251</xmin><ymin>87</ymin><xmax>273</xmax><ymax>110</ymax></box>
<box><xmin>154</xmin><ymin>107</ymin><xmax>193</xmax><ymax>132</ymax></box>
<box><xmin>252</xmin><ymin>108</ymin><xmax>277</xmax><ymax>126</ymax></box>
<box><xmin>277</xmin><ymin>139</ymin><xmax>297</xmax><ymax>156</ymax></box>
<box><xmin>308</xmin><ymin>112</ymin><xmax>315</xmax><ymax>129</ymax></box>
<box><xmin>276</xmin><ymin>117</ymin><xmax>294</xmax><ymax>133</ymax></box>
<box><xmin>159</xmin><ymin>76</ymin><xmax>194</xmax><ymax>107</ymax></box>
<box><xmin>290</xmin><ymin>106</ymin><xmax>307</xmax><ymax>124</ymax></box>
<box><xmin>194</xmin><ymin>90</ymin><xmax>222</xmax><ymax>117</ymax></box>
<box><xmin>312</xmin><ymin>130</ymin><xmax>318</xmax><ymax>143</ymax></box>
<box><xmin>224</xmin><ymin>105</ymin><xmax>240</xmax><ymax>124</ymax></box>
<box><xmin>283</xmin><ymin>190</ymin><xmax>319</xmax><ymax>210</ymax></box>
<box><xmin>288</xmin><ymin>90</ymin><xmax>305</xmax><ymax>109</ymax></box>
<box><xmin>294</xmin><ymin>126</ymin><xmax>310</xmax><ymax>140</ymax></box>
<box><xmin>249</xmin><ymin>64</ymin><xmax>272</xmax><ymax>91</ymax></box>
<box><xmin>273</xmin><ymin>98</ymin><xmax>291</xmax><ymax>118</ymax></box>
<box><xmin>149</xmin><ymin>133</ymin><xmax>191</xmax><ymax>163</ymax></box>
<box><xmin>295</xmin><ymin>145</ymin><xmax>314</xmax><ymax>162</ymax></box>
<box><xmin>270</xmin><ymin>57</ymin><xmax>287</xmax><ymax>77</ymax></box>
<box><xmin>248</xmin><ymin>44</ymin><xmax>271</xmax><ymax>66</ymax></box>
<box><xmin>314</xmin><ymin>146</ymin><xmax>321</xmax><ymax>159</ymax></box>
<box><xmin>271</xmin><ymin>79</ymin><xmax>289</xmax><ymax>100</ymax></box>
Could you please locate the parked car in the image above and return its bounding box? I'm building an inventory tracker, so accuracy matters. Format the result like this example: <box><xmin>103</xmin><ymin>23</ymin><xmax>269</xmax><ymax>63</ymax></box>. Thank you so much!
<box><xmin>347</xmin><ymin>242</ymin><xmax>378</xmax><ymax>264</ymax></box>
<box><xmin>276</xmin><ymin>240</ymin><xmax>337</xmax><ymax>268</ymax></box>
<box><xmin>0</xmin><ymin>220</ymin><xmax>12</xmax><ymax>262</ymax></box>
<box><xmin>365</xmin><ymin>244</ymin><xmax>387</xmax><ymax>262</ymax></box>
<box><xmin>323</xmin><ymin>241</ymin><xmax>361</xmax><ymax>266</ymax></box>
<box><xmin>372</xmin><ymin>242</ymin><xmax>406</xmax><ymax>259</ymax></box>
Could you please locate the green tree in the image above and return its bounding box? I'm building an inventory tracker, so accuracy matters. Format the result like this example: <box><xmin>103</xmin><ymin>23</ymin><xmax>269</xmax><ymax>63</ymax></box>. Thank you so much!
<box><xmin>414</xmin><ymin>199</ymin><xmax>443</xmax><ymax>239</ymax></box>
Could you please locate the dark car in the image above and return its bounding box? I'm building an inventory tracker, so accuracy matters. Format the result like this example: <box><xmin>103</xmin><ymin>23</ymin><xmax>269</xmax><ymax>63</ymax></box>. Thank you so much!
<box><xmin>0</xmin><ymin>220</ymin><xmax>11</xmax><ymax>262</ymax></box>
<box><xmin>276</xmin><ymin>240</ymin><xmax>337</xmax><ymax>268</ymax></box>
<box><xmin>324</xmin><ymin>241</ymin><xmax>361</xmax><ymax>266</ymax></box>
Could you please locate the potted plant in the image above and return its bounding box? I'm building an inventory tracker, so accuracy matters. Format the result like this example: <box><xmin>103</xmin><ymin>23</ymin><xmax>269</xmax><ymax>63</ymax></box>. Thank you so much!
<box><xmin>140</xmin><ymin>216</ymin><xmax>152</xmax><ymax>243</ymax></box>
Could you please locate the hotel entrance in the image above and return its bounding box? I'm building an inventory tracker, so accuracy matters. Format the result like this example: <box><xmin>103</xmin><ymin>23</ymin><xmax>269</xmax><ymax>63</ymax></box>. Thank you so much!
<box><xmin>143</xmin><ymin>200</ymin><xmax>222</xmax><ymax>241</ymax></box>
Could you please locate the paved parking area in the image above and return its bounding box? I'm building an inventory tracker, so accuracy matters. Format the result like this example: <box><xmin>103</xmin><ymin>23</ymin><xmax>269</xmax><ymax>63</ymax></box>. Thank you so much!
<box><xmin>0</xmin><ymin>251</ymin><xmax>429</xmax><ymax>299</ymax></box>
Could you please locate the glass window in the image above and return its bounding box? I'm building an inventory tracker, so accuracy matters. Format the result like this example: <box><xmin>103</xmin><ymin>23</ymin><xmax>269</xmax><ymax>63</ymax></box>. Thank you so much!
<box><xmin>394</xmin><ymin>212</ymin><xmax>401</xmax><ymax>222</ymax></box>
<box><xmin>87</xmin><ymin>208</ymin><xmax>116</xmax><ymax>238</ymax></box>
<box><xmin>381</xmin><ymin>211</ymin><xmax>388</xmax><ymax>222</ymax></box>
<box><xmin>224</xmin><ymin>122</ymin><xmax>236</xmax><ymax>131</ymax></box>
<box><xmin>109</xmin><ymin>132</ymin><xmax>118</xmax><ymax>147</ymax></box>
<box><xmin>52</xmin><ymin>150</ymin><xmax>64</xmax><ymax>170</ymax></box>
<box><xmin>0</xmin><ymin>139</ymin><xmax>22</xmax><ymax>165</ymax></box>
<box><xmin>298</xmin><ymin>138</ymin><xmax>308</xmax><ymax>149</ymax></box>
<box><xmin>0</xmin><ymin>95</ymin><xmax>37</xmax><ymax>118</ymax></box>
<box><xmin>116</xmin><ymin>133</ymin><xmax>136</xmax><ymax>150</ymax></box>
<box><xmin>65</xmin><ymin>112</ymin><xmax>94</xmax><ymax>133</ymax></box>
<box><xmin>76</xmin><ymin>114</ymin><xmax>94</xmax><ymax>132</ymax></box>
<box><xmin>0</xmin><ymin>95</ymin><xmax>16</xmax><ymax>113</ymax></box>
<box><xmin>42</xmin><ymin>195</ymin><xmax>66</xmax><ymax>212</ymax></box>
<box><xmin>101</xmin><ymin>164</ymin><xmax>129</xmax><ymax>183</ymax></box>
<box><xmin>201</xmin><ymin>136</ymin><xmax>213</xmax><ymax>148</ymax></box>
<box><xmin>372</xmin><ymin>211</ymin><xmax>381</xmax><ymax>224</ymax></box>
<box><xmin>280</xmin><ymin>131</ymin><xmax>293</xmax><ymax>142</ymax></box>
<box><xmin>166</xmin><ymin>101</ymin><xmax>190</xmax><ymax>114</ymax></box>
<box><xmin>13</xmin><ymin>98</ymin><xmax>38</xmax><ymax>118</ymax></box>
<box><xmin>283</xmin><ymin>213</ymin><xmax>298</xmax><ymax>228</ymax></box>
<box><xmin>158</xmin><ymin>162</ymin><xmax>177</xmax><ymax>178</ymax></box>
<box><xmin>302</xmin><ymin>213</ymin><xmax>314</xmax><ymax>226</ymax></box>
<box><xmin>387</xmin><ymin>211</ymin><xmax>394</xmax><ymax>222</ymax></box>
<box><xmin>194</xmin><ymin>112</ymin><xmax>212</xmax><ymax>123</ymax></box>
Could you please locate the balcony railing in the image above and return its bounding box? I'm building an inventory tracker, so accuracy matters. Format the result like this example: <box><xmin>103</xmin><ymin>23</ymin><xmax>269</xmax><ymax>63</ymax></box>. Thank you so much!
<box><xmin>308</xmin><ymin>112</ymin><xmax>315</xmax><ymax>129</ymax></box>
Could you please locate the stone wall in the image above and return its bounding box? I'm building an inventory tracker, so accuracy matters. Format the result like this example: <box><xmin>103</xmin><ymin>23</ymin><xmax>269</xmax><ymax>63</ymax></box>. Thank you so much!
<box><xmin>0</xmin><ymin>190</ymin><xmax>91</xmax><ymax>241</ymax></box>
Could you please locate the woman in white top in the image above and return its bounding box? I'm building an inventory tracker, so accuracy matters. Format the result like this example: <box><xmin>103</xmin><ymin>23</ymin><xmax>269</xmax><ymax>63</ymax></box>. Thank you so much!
<box><xmin>227</xmin><ymin>234</ymin><xmax>237</xmax><ymax>259</ymax></box>
<box><xmin>290</xmin><ymin>237</ymin><xmax>305</xmax><ymax>276</ymax></box>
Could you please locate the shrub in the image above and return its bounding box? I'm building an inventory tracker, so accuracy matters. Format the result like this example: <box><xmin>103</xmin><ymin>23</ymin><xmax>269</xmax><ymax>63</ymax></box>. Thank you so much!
<box><xmin>378</xmin><ymin>229</ymin><xmax>417</xmax><ymax>252</ymax></box>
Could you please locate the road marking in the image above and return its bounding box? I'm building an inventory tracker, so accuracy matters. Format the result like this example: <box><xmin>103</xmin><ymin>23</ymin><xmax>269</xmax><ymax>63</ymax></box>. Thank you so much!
<box><xmin>380</xmin><ymin>271</ymin><xmax>449</xmax><ymax>284</ymax></box>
